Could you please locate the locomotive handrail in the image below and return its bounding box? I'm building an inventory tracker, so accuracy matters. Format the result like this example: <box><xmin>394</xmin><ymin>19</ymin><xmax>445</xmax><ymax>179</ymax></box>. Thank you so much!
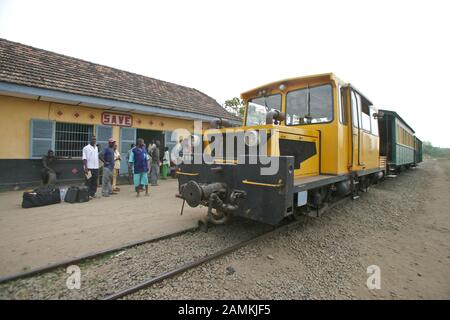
<box><xmin>176</xmin><ymin>171</ymin><xmax>199</xmax><ymax>176</ymax></box>
<box><xmin>241</xmin><ymin>179</ymin><xmax>284</xmax><ymax>188</ymax></box>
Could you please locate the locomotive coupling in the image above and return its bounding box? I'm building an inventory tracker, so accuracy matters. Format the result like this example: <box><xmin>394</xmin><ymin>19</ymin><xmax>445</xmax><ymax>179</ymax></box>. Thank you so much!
<box><xmin>180</xmin><ymin>181</ymin><xmax>226</xmax><ymax>208</ymax></box>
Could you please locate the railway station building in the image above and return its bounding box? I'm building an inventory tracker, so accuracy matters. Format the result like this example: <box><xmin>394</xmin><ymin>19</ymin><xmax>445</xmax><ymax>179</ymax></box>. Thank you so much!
<box><xmin>0</xmin><ymin>38</ymin><xmax>239</xmax><ymax>188</ymax></box>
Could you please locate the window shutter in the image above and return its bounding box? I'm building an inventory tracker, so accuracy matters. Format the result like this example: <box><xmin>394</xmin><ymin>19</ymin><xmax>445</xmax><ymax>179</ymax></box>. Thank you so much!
<box><xmin>164</xmin><ymin>131</ymin><xmax>176</xmax><ymax>153</ymax></box>
<box><xmin>30</xmin><ymin>119</ymin><xmax>55</xmax><ymax>158</ymax></box>
<box><xmin>96</xmin><ymin>125</ymin><xmax>113</xmax><ymax>152</ymax></box>
<box><xmin>119</xmin><ymin>127</ymin><xmax>136</xmax><ymax>174</ymax></box>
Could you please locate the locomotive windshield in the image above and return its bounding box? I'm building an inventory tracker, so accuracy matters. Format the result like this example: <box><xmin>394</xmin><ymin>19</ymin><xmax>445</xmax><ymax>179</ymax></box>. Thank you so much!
<box><xmin>245</xmin><ymin>94</ymin><xmax>281</xmax><ymax>126</ymax></box>
<box><xmin>286</xmin><ymin>84</ymin><xmax>333</xmax><ymax>125</ymax></box>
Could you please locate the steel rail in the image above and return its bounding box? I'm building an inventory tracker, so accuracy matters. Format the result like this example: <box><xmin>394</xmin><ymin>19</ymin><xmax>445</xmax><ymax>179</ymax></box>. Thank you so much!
<box><xmin>0</xmin><ymin>226</ymin><xmax>199</xmax><ymax>284</ymax></box>
<box><xmin>102</xmin><ymin>222</ymin><xmax>297</xmax><ymax>300</ymax></box>
<box><xmin>103</xmin><ymin>196</ymin><xmax>350</xmax><ymax>300</ymax></box>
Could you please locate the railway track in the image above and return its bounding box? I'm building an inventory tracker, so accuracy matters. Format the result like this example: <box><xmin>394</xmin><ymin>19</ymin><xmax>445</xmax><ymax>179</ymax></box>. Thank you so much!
<box><xmin>0</xmin><ymin>226</ymin><xmax>198</xmax><ymax>284</ymax></box>
<box><xmin>103</xmin><ymin>197</ymin><xmax>351</xmax><ymax>300</ymax></box>
<box><xmin>1</xmin><ymin>196</ymin><xmax>350</xmax><ymax>299</ymax></box>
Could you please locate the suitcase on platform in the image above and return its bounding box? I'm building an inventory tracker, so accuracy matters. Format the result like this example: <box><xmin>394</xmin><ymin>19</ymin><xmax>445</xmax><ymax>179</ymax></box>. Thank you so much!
<box><xmin>64</xmin><ymin>186</ymin><xmax>79</xmax><ymax>203</ymax></box>
<box><xmin>22</xmin><ymin>186</ymin><xmax>61</xmax><ymax>208</ymax></box>
<box><xmin>77</xmin><ymin>186</ymin><xmax>90</xmax><ymax>203</ymax></box>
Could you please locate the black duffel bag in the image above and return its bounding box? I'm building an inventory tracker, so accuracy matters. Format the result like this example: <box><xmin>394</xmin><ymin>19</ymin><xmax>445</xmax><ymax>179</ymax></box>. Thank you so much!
<box><xmin>22</xmin><ymin>186</ymin><xmax>61</xmax><ymax>209</ymax></box>
<box><xmin>77</xmin><ymin>186</ymin><xmax>90</xmax><ymax>203</ymax></box>
<box><xmin>64</xmin><ymin>186</ymin><xmax>79</xmax><ymax>203</ymax></box>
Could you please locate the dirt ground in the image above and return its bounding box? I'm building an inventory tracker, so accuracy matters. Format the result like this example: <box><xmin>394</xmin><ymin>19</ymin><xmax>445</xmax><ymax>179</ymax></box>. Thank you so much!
<box><xmin>129</xmin><ymin>158</ymin><xmax>450</xmax><ymax>300</ymax></box>
<box><xmin>0</xmin><ymin>179</ymin><xmax>205</xmax><ymax>277</ymax></box>
<box><xmin>352</xmin><ymin>159</ymin><xmax>450</xmax><ymax>299</ymax></box>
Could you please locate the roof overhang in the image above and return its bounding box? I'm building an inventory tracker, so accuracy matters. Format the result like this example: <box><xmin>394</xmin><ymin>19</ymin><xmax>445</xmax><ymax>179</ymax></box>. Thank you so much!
<box><xmin>0</xmin><ymin>81</ymin><xmax>241</xmax><ymax>125</ymax></box>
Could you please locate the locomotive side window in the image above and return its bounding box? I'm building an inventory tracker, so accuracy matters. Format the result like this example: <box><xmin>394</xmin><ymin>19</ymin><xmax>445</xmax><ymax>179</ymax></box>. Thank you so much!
<box><xmin>286</xmin><ymin>84</ymin><xmax>333</xmax><ymax>125</ymax></box>
<box><xmin>360</xmin><ymin>100</ymin><xmax>372</xmax><ymax>132</ymax></box>
<box><xmin>370</xmin><ymin>107</ymin><xmax>379</xmax><ymax>135</ymax></box>
<box><xmin>246</xmin><ymin>94</ymin><xmax>281</xmax><ymax>126</ymax></box>
<box><xmin>351</xmin><ymin>90</ymin><xmax>360</xmax><ymax>127</ymax></box>
<box><xmin>339</xmin><ymin>86</ymin><xmax>348</xmax><ymax>125</ymax></box>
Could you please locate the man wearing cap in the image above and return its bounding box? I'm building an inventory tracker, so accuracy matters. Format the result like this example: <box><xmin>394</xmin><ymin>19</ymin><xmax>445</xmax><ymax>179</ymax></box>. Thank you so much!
<box><xmin>99</xmin><ymin>138</ymin><xmax>116</xmax><ymax>197</ymax></box>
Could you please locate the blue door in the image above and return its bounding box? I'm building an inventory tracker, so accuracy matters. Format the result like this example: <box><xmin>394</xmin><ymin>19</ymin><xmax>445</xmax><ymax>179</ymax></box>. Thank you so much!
<box><xmin>120</xmin><ymin>127</ymin><xmax>136</xmax><ymax>174</ymax></box>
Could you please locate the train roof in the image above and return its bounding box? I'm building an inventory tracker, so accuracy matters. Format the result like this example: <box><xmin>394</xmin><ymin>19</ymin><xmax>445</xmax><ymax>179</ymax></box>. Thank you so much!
<box><xmin>240</xmin><ymin>73</ymin><xmax>373</xmax><ymax>105</ymax></box>
<box><xmin>379</xmin><ymin>109</ymin><xmax>415</xmax><ymax>133</ymax></box>
<box><xmin>240</xmin><ymin>73</ymin><xmax>346</xmax><ymax>99</ymax></box>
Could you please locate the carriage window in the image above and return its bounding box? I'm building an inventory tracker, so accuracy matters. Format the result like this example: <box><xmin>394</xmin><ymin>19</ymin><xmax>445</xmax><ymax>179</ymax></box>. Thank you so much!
<box><xmin>286</xmin><ymin>84</ymin><xmax>333</xmax><ymax>125</ymax></box>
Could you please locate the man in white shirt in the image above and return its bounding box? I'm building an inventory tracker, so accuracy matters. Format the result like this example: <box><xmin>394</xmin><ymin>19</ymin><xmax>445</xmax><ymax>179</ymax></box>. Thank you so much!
<box><xmin>82</xmin><ymin>136</ymin><xmax>100</xmax><ymax>199</ymax></box>
<box><xmin>171</xmin><ymin>137</ymin><xmax>184</xmax><ymax>167</ymax></box>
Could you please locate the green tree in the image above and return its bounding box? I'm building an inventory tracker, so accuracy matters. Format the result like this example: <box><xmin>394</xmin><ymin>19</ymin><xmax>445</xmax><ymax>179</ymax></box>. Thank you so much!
<box><xmin>423</xmin><ymin>141</ymin><xmax>450</xmax><ymax>159</ymax></box>
<box><xmin>224</xmin><ymin>97</ymin><xmax>245</xmax><ymax>118</ymax></box>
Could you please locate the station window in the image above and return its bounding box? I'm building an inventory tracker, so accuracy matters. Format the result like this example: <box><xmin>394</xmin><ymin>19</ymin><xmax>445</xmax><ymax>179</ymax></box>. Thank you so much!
<box><xmin>55</xmin><ymin>122</ymin><xmax>94</xmax><ymax>157</ymax></box>
<box><xmin>30</xmin><ymin>119</ymin><xmax>55</xmax><ymax>158</ymax></box>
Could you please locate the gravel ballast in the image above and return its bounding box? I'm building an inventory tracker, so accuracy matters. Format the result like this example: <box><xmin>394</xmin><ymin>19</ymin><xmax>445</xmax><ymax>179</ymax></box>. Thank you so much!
<box><xmin>1</xmin><ymin>159</ymin><xmax>448</xmax><ymax>300</ymax></box>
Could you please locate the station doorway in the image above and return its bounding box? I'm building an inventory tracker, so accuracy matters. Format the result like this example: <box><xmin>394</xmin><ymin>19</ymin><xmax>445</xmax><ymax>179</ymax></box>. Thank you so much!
<box><xmin>136</xmin><ymin>128</ymin><xmax>165</xmax><ymax>152</ymax></box>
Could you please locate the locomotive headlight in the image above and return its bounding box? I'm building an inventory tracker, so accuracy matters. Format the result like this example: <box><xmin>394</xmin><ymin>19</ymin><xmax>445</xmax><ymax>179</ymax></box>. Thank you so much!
<box><xmin>245</xmin><ymin>130</ymin><xmax>259</xmax><ymax>147</ymax></box>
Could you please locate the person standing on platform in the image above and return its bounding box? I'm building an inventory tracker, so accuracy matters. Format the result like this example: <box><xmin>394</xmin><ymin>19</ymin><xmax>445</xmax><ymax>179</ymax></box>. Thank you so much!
<box><xmin>112</xmin><ymin>142</ymin><xmax>121</xmax><ymax>192</ymax></box>
<box><xmin>82</xmin><ymin>136</ymin><xmax>99</xmax><ymax>199</ymax></box>
<box><xmin>129</xmin><ymin>138</ymin><xmax>150</xmax><ymax>197</ymax></box>
<box><xmin>161</xmin><ymin>146</ymin><xmax>170</xmax><ymax>179</ymax></box>
<box><xmin>126</xmin><ymin>143</ymin><xmax>135</xmax><ymax>184</ymax></box>
<box><xmin>99</xmin><ymin>138</ymin><xmax>116</xmax><ymax>197</ymax></box>
<box><xmin>149</xmin><ymin>140</ymin><xmax>160</xmax><ymax>186</ymax></box>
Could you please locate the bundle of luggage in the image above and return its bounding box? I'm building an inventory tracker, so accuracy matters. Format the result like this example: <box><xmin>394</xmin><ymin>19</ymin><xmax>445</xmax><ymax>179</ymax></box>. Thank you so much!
<box><xmin>22</xmin><ymin>185</ymin><xmax>89</xmax><ymax>208</ymax></box>
<box><xmin>63</xmin><ymin>186</ymin><xmax>90</xmax><ymax>204</ymax></box>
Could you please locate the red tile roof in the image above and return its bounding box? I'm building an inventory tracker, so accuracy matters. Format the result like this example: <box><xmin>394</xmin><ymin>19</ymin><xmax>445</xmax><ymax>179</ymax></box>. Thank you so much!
<box><xmin>0</xmin><ymin>38</ymin><xmax>240</xmax><ymax>121</ymax></box>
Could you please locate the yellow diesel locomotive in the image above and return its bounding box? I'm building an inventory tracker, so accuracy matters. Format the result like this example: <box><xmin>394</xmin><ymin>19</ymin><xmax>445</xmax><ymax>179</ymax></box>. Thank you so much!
<box><xmin>177</xmin><ymin>73</ymin><xmax>386</xmax><ymax>225</ymax></box>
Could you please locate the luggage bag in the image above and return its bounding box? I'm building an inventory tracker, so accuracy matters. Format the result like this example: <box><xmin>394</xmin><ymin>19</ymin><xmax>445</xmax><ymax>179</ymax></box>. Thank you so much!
<box><xmin>22</xmin><ymin>186</ymin><xmax>61</xmax><ymax>208</ymax></box>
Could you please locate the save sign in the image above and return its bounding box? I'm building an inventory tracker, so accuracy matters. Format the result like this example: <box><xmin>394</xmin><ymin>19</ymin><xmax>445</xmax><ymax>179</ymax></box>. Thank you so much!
<box><xmin>101</xmin><ymin>112</ymin><xmax>132</xmax><ymax>127</ymax></box>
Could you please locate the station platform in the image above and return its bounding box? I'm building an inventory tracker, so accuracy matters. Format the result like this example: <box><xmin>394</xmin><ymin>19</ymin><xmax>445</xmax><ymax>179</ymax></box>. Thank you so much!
<box><xmin>0</xmin><ymin>179</ymin><xmax>205</xmax><ymax>277</ymax></box>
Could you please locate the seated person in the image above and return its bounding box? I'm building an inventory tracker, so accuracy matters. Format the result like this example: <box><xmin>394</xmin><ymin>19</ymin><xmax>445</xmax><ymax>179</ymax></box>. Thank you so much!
<box><xmin>41</xmin><ymin>150</ymin><xmax>61</xmax><ymax>185</ymax></box>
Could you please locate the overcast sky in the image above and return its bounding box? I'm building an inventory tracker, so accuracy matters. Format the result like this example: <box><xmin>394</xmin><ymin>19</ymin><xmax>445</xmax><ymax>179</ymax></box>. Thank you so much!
<box><xmin>0</xmin><ymin>0</ymin><xmax>449</xmax><ymax>147</ymax></box>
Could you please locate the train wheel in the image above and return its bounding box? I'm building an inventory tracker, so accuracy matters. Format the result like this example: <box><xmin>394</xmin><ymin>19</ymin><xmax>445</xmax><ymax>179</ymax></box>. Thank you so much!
<box><xmin>292</xmin><ymin>208</ymin><xmax>303</xmax><ymax>221</ymax></box>
<box><xmin>292</xmin><ymin>206</ymin><xmax>310</xmax><ymax>220</ymax></box>
<box><xmin>208</xmin><ymin>207</ymin><xmax>230</xmax><ymax>224</ymax></box>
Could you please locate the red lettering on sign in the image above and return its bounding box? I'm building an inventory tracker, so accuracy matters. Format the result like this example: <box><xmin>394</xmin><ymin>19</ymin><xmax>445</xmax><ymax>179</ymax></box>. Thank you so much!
<box><xmin>101</xmin><ymin>112</ymin><xmax>133</xmax><ymax>127</ymax></box>
<box><xmin>103</xmin><ymin>114</ymin><xmax>110</xmax><ymax>123</ymax></box>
